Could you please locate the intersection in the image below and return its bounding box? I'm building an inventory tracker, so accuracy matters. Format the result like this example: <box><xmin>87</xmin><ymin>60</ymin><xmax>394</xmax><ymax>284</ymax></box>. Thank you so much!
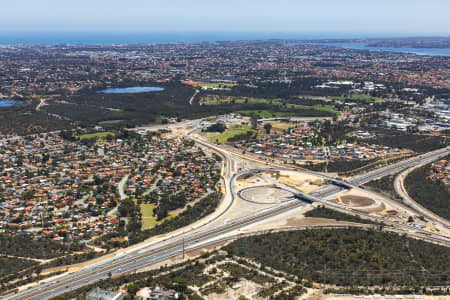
<box><xmin>7</xmin><ymin>123</ymin><xmax>450</xmax><ymax>300</ymax></box>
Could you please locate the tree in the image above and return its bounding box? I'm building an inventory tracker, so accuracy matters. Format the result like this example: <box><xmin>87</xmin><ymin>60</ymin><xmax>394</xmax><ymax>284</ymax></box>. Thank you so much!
<box><xmin>264</xmin><ymin>123</ymin><xmax>272</xmax><ymax>134</ymax></box>
<box><xmin>127</xmin><ymin>283</ymin><xmax>140</xmax><ymax>296</ymax></box>
<box><xmin>250</xmin><ymin>114</ymin><xmax>258</xmax><ymax>129</ymax></box>
<box><xmin>205</xmin><ymin>123</ymin><xmax>226</xmax><ymax>133</ymax></box>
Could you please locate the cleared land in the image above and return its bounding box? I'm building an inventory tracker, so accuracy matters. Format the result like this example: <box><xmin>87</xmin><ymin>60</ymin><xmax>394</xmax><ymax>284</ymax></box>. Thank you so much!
<box><xmin>209</xmin><ymin>125</ymin><xmax>256</xmax><ymax>143</ymax></box>
<box><xmin>329</xmin><ymin>195</ymin><xmax>376</xmax><ymax>207</ymax></box>
<box><xmin>235</xmin><ymin>173</ymin><xmax>269</xmax><ymax>190</ymax></box>
<box><xmin>267</xmin><ymin>171</ymin><xmax>327</xmax><ymax>193</ymax></box>
<box><xmin>240</xmin><ymin>186</ymin><xmax>294</xmax><ymax>204</ymax></box>
<box><xmin>266</xmin><ymin>121</ymin><xmax>293</xmax><ymax>131</ymax></box>
<box><xmin>140</xmin><ymin>203</ymin><xmax>178</xmax><ymax>230</ymax></box>
<box><xmin>328</xmin><ymin>189</ymin><xmax>388</xmax><ymax>215</ymax></box>
<box><xmin>76</xmin><ymin>131</ymin><xmax>116</xmax><ymax>140</ymax></box>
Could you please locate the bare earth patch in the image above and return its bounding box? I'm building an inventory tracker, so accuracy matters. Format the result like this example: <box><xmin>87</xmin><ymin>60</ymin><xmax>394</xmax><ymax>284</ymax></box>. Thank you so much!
<box><xmin>267</xmin><ymin>170</ymin><xmax>326</xmax><ymax>193</ymax></box>
<box><xmin>240</xmin><ymin>186</ymin><xmax>294</xmax><ymax>204</ymax></box>
<box><xmin>329</xmin><ymin>195</ymin><xmax>375</xmax><ymax>207</ymax></box>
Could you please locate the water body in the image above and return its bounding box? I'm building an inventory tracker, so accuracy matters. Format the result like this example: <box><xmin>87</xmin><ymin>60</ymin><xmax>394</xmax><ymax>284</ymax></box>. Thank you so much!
<box><xmin>97</xmin><ymin>87</ymin><xmax>164</xmax><ymax>94</ymax></box>
<box><xmin>0</xmin><ymin>32</ymin><xmax>387</xmax><ymax>45</ymax></box>
<box><xmin>0</xmin><ymin>33</ymin><xmax>447</xmax><ymax>57</ymax></box>
<box><xmin>321</xmin><ymin>42</ymin><xmax>450</xmax><ymax>57</ymax></box>
<box><xmin>0</xmin><ymin>99</ymin><xmax>24</xmax><ymax>107</ymax></box>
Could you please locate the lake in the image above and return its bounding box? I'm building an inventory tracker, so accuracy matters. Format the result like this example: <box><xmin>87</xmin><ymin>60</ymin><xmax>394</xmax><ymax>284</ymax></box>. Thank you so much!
<box><xmin>97</xmin><ymin>87</ymin><xmax>165</xmax><ymax>94</ymax></box>
<box><xmin>321</xmin><ymin>42</ymin><xmax>450</xmax><ymax>57</ymax></box>
<box><xmin>0</xmin><ymin>99</ymin><xmax>24</xmax><ymax>107</ymax></box>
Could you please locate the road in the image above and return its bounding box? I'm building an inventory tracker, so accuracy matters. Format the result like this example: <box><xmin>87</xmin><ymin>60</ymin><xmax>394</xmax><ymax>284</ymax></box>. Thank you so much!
<box><xmin>188</xmin><ymin>89</ymin><xmax>200</xmax><ymax>105</ymax></box>
<box><xmin>7</xmin><ymin>138</ymin><xmax>450</xmax><ymax>299</ymax></box>
<box><xmin>236</xmin><ymin>167</ymin><xmax>450</xmax><ymax>244</ymax></box>
<box><xmin>35</xmin><ymin>99</ymin><xmax>46</xmax><ymax>111</ymax></box>
<box><xmin>118</xmin><ymin>174</ymin><xmax>129</xmax><ymax>200</ymax></box>
<box><xmin>142</xmin><ymin>175</ymin><xmax>161</xmax><ymax>196</ymax></box>
<box><xmin>229</xmin><ymin>143</ymin><xmax>450</xmax><ymax>241</ymax></box>
<box><xmin>394</xmin><ymin>162</ymin><xmax>450</xmax><ymax>228</ymax></box>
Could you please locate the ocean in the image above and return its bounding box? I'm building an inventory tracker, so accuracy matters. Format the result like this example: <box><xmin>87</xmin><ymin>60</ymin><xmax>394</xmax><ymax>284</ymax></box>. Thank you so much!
<box><xmin>0</xmin><ymin>32</ymin><xmax>448</xmax><ymax>57</ymax></box>
<box><xmin>0</xmin><ymin>32</ymin><xmax>396</xmax><ymax>45</ymax></box>
<box><xmin>0</xmin><ymin>32</ymin><xmax>337</xmax><ymax>45</ymax></box>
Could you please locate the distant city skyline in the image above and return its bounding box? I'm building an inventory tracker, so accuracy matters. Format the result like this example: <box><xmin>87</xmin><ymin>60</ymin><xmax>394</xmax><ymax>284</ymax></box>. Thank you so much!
<box><xmin>0</xmin><ymin>0</ymin><xmax>449</xmax><ymax>35</ymax></box>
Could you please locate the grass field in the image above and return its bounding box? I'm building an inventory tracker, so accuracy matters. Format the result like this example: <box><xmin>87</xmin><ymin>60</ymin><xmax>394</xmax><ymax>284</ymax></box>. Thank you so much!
<box><xmin>77</xmin><ymin>131</ymin><xmax>116</xmax><ymax>140</ymax></box>
<box><xmin>195</xmin><ymin>83</ymin><xmax>237</xmax><ymax>89</ymax></box>
<box><xmin>238</xmin><ymin>110</ymin><xmax>294</xmax><ymax>118</ymax></box>
<box><xmin>140</xmin><ymin>203</ymin><xmax>178</xmax><ymax>230</ymax></box>
<box><xmin>330</xmin><ymin>93</ymin><xmax>382</xmax><ymax>102</ymax></box>
<box><xmin>286</xmin><ymin>104</ymin><xmax>337</xmax><ymax>114</ymax></box>
<box><xmin>267</xmin><ymin>121</ymin><xmax>293</xmax><ymax>131</ymax></box>
<box><xmin>202</xmin><ymin>96</ymin><xmax>337</xmax><ymax>116</ymax></box>
<box><xmin>210</xmin><ymin>125</ymin><xmax>256</xmax><ymax>143</ymax></box>
<box><xmin>203</xmin><ymin>96</ymin><xmax>281</xmax><ymax>106</ymax></box>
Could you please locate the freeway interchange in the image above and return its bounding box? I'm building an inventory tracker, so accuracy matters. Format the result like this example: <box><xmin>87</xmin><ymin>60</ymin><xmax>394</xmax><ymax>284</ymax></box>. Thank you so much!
<box><xmin>7</xmin><ymin>124</ymin><xmax>450</xmax><ymax>300</ymax></box>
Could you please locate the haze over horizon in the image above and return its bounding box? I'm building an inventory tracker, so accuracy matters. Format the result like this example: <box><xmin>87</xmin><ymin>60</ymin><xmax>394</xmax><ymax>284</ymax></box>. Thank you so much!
<box><xmin>1</xmin><ymin>0</ymin><xmax>449</xmax><ymax>36</ymax></box>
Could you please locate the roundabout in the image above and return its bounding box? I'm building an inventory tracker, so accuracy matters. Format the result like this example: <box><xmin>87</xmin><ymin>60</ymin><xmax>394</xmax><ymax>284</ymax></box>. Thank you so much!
<box><xmin>234</xmin><ymin>168</ymin><xmax>385</xmax><ymax>214</ymax></box>
<box><xmin>238</xmin><ymin>186</ymin><xmax>295</xmax><ymax>205</ymax></box>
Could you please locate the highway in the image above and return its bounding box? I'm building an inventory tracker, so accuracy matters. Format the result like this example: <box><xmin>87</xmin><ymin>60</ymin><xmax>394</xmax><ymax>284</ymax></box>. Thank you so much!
<box><xmin>9</xmin><ymin>198</ymin><xmax>307</xmax><ymax>299</ymax></box>
<box><xmin>7</xmin><ymin>139</ymin><xmax>450</xmax><ymax>299</ymax></box>
<box><xmin>394</xmin><ymin>163</ymin><xmax>450</xmax><ymax>228</ymax></box>
<box><xmin>233</xmin><ymin>163</ymin><xmax>450</xmax><ymax>246</ymax></box>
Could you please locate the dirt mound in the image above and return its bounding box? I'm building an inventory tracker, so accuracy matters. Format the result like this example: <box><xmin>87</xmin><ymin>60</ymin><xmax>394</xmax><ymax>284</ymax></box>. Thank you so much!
<box><xmin>330</xmin><ymin>195</ymin><xmax>375</xmax><ymax>207</ymax></box>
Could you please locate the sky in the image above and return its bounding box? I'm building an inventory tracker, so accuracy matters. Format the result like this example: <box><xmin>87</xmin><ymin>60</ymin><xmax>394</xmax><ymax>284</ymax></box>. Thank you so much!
<box><xmin>0</xmin><ymin>0</ymin><xmax>449</xmax><ymax>35</ymax></box>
